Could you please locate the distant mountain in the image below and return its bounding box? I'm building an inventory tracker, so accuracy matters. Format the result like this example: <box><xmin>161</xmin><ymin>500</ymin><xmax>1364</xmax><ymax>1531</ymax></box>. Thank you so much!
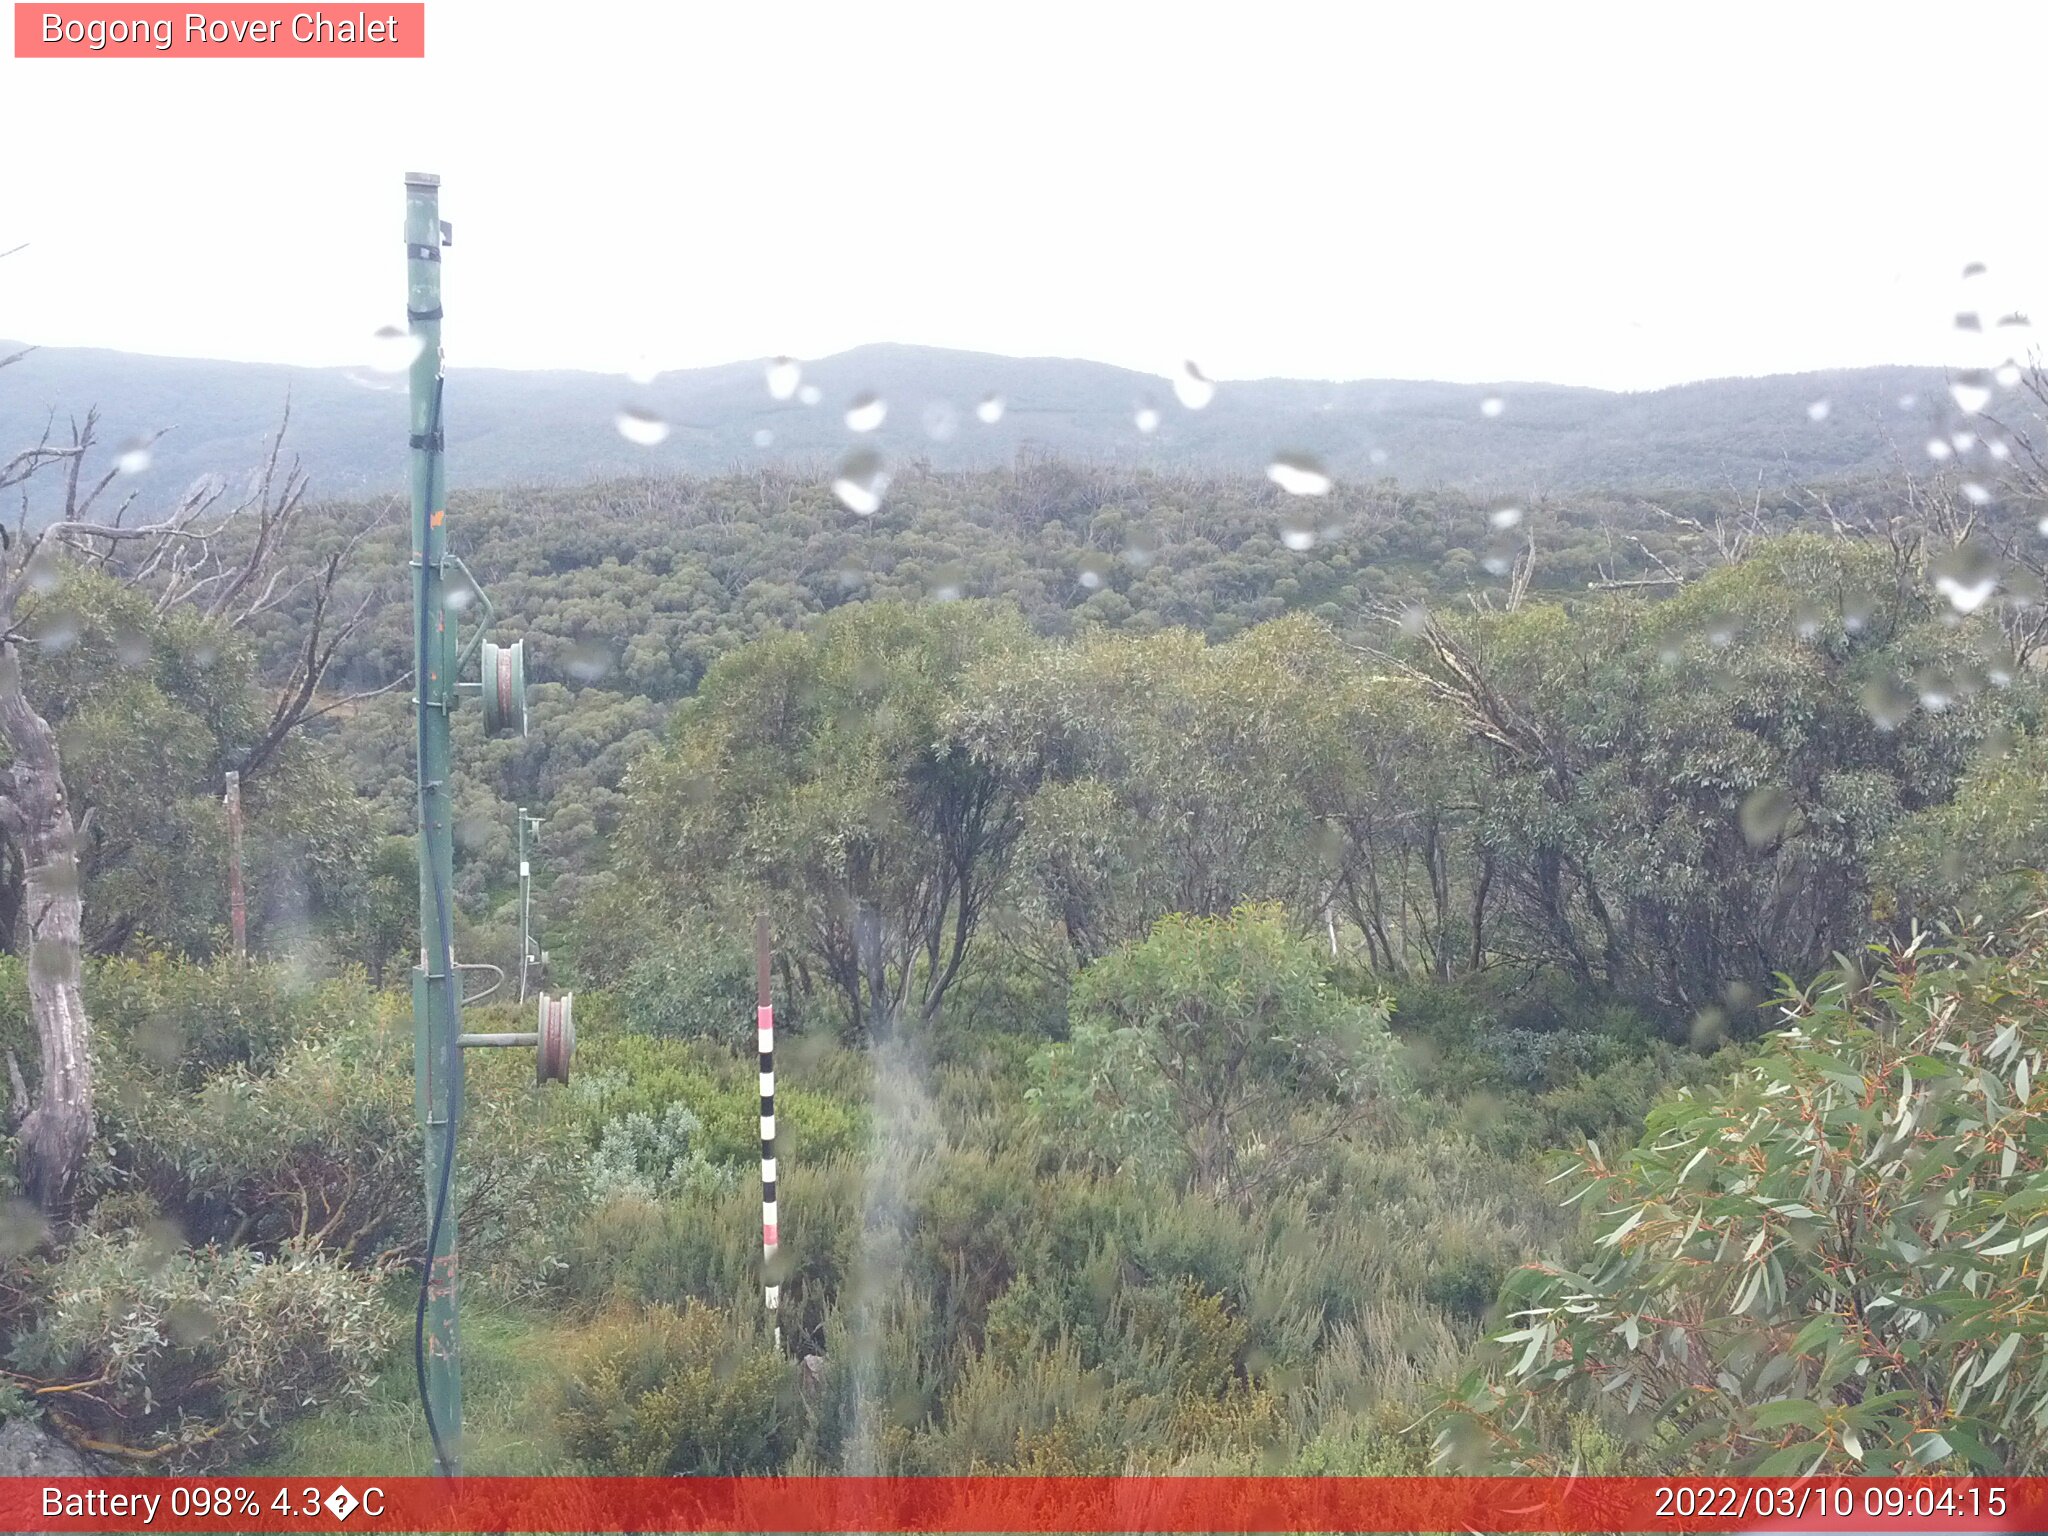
<box><xmin>0</xmin><ymin>340</ymin><xmax>1971</xmax><ymax>503</ymax></box>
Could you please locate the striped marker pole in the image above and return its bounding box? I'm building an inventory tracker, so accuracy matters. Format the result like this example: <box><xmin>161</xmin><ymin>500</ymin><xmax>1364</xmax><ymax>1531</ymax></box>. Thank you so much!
<box><xmin>756</xmin><ymin>914</ymin><xmax>780</xmax><ymax>1351</ymax></box>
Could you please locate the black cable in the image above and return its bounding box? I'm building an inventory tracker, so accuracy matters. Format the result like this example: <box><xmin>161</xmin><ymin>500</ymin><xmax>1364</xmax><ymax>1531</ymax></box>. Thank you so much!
<box><xmin>411</xmin><ymin>372</ymin><xmax>461</xmax><ymax>1477</ymax></box>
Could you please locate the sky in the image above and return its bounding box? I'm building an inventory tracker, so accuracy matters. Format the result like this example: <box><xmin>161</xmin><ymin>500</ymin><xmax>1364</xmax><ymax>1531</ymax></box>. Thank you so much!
<box><xmin>1</xmin><ymin>0</ymin><xmax>2043</xmax><ymax>392</ymax></box>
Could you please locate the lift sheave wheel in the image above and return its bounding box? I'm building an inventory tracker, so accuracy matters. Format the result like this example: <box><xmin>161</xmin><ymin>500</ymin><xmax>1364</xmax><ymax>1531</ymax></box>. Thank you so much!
<box><xmin>480</xmin><ymin>638</ymin><xmax>528</xmax><ymax>737</ymax></box>
<box><xmin>536</xmin><ymin>992</ymin><xmax>574</xmax><ymax>1084</ymax></box>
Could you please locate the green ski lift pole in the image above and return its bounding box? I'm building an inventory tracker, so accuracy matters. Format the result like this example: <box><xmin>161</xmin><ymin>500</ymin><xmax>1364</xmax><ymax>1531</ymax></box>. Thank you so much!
<box><xmin>404</xmin><ymin>173</ymin><xmax>562</xmax><ymax>1478</ymax></box>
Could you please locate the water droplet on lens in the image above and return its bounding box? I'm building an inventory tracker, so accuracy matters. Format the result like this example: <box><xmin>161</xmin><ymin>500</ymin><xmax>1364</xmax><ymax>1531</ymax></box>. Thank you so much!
<box><xmin>1279</xmin><ymin>512</ymin><xmax>1317</xmax><ymax>551</ymax></box>
<box><xmin>625</xmin><ymin>353</ymin><xmax>661</xmax><ymax>386</ymax></box>
<box><xmin>1806</xmin><ymin>399</ymin><xmax>1831</xmax><ymax>422</ymax></box>
<box><xmin>1739</xmin><ymin>786</ymin><xmax>1792</xmax><ymax>847</ymax></box>
<box><xmin>1134</xmin><ymin>406</ymin><xmax>1161</xmax><ymax>435</ymax></box>
<box><xmin>1122</xmin><ymin>527</ymin><xmax>1161</xmax><ymax>568</ymax></box>
<box><xmin>1898</xmin><ymin>393</ymin><xmax>1918</xmax><ymax>410</ymax></box>
<box><xmin>1963</xmin><ymin>261</ymin><xmax>1988</xmax><ymax>278</ymax></box>
<box><xmin>565</xmin><ymin>640</ymin><xmax>614</xmax><ymax>682</ymax></box>
<box><xmin>797</xmin><ymin>384</ymin><xmax>822</xmax><ymax>406</ymax></box>
<box><xmin>1860</xmin><ymin>675</ymin><xmax>1915</xmax><ymax>730</ymax></box>
<box><xmin>753</xmin><ymin>428</ymin><xmax>774</xmax><ymax>448</ymax></box>
<box><xmin>368</xmin><ymin>324</ymin><xmax>424</xmax><ymax>373</ymax></box>
<box><xmin>1915</xmin><ymin>667</ymin><xmax>1954</xmax><ymax>713</ymax></box>
<box><xmin>1988</xmin><ymin>438</ymin><xmax>2010</xmax><ymax>461</ymax></box>
<box><xmin>1932</xmin><ymin>542</ymin><xmax>1999</xmax><ymax>613</ymax></box>
<box><xmin>1266</xmin><ymin>451</ymin><xmax>1332</xmax><ymax>497</ymax></box>
<box><xmin>1368</xmin><ymin>447</ymin><xmax>1389</xmax><ymax>466</ymax></box>
<box><xmin>1962</xmin><ymin>481</ymin><xmax>1992</xmax><ymax>506</ymax></box>
<box><xmin>1488</xmin><ymin>505</ymin><xmax>1523</xmax><ymax>530</ymax></box>
<box><xmin>115</xmin><ymin>438</ymin><xmax>152</xmax><ymax>475</ymax></box>
<box><xmin>927</xmin><ymin>563</ymin><xmax>966</xmax><ymax>602</ymax></box>
<box><xmin>921</xmin><ymin>402</ymin><xmax>959</xmax><ymax>441</ymax></box>
<box><xmin>1479</xmin><ymin>396</ymin><xmax>1505</xmax><ymax>418</ymax></box>
<box><xmin>1955</xmin><ymin>312</ymin><xmax>1983</xmax><ymax>333</ymax></box>
<box><xmin>833</xmin><ymin>448</ymin><xmax>888</xmax><ymax>515</ymax></box>
<box><xmin>1398</xmin><ymin>604</ymin><xmax>1429</xmax><ymax>636</ymax></box>
<box><xmin>1952</xmin><ymin>430</ymin><xmax>1977</xmax><ymax>452</ymax></box>
<box><xmin>1076</xmin><ymin>553</ymin><xmax>1112</xmax><ymax>590</ymax></box>
<box><xmin>616</xmin><ymin>407</ymin><xmax>669</xmax><ymax>446</ymax></box>
<box><xmin>845</xmin><ymin>393</ymin><xmax>887</xmax><ymax>432</ymax></box>
<box><xmin>976</xmin><ymin>394</ymin><xmax>1005</xmax><ymax>424</ymax></box>
<box><xmin>31</xmin><ymin>609</ymin><xmax>80</xmax><ymax>654</ymax></box>
<box><xmin>1173</xmin><ymin>360</ymin><xmax>1216</xmax><ymax>410</ymax></box>
<box><xmin>113</xmin><ymin>625</ymin><xmax>149</xmax><ymax>668</ymax></box>
<box><xmin>1997</xmin><ymin>361</ymin><xmax>2023</xmax><ymax>388</ymax></box>
<box><xmin>1950</xmin><ymin>370</ymin><xmax>1993</xmax><ymax>415</ymax></box>
<box><xmin>766</xmin><ymin>357</ymin><xmax>801</xmax><ymax>401</ymax></box>
<box><xmin>1927</xmin><ymin>438</ymin><xmax>1954</xmax><ymax>461</ymax></box>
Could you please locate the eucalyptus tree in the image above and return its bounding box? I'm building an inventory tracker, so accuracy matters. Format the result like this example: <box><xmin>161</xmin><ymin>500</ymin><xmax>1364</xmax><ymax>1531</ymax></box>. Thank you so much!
<box><xmin>0</xmin><ymin>396</ymin><xmax>378</xmax><ymax>1207</ymax></box>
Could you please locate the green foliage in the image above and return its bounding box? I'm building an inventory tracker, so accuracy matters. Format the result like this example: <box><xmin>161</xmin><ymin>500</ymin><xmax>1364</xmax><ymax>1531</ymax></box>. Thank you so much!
<box><xmin>617</xmin><ymin>923</ymin><xmax>756</xmax><ymax>1043</ymax></box>
<box><xmin>622</xmin><ymin>600</ymin><xmax>1041</xmax><ymax>1040</ymax></box>
<box><xmin>1033</xmin><ymin>905</ymin><xmax>1401</xmax><ymax>1202</ymax></box>
<box><xmin>13</xmin><ymin>1231</ymin><xmax>392</xmax><ymax>1468</ymax></box>
<box><xmin>1441</xmin><ymin>918</ymin><xmax>2048</xmax><ymax>1473</ymax></box>
<box><xmin>587</xmin><ymin>1104</ymin><xmax>733</xmax><ymax>1202</ymax></box>
<box><xmin>550</xmin><ymin>1300</ymin><xmax>797</xmax><ymax>1474</ymax></box>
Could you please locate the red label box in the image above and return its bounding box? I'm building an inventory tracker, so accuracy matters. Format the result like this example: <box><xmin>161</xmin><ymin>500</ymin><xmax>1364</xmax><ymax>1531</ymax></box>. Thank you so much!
<box><xmin>13</xmin><ymin>3</ymin><xmax>424</xmax><ymax>56</ymax></box>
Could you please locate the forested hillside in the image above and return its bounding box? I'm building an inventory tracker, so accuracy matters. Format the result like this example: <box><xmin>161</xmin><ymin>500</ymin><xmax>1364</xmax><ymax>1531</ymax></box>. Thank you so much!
<box><xmin>0</xmin><ymin>339</ymin><xmax>1969</xmax><ymax>500</ymax></box>
<box><xmin>1</xmin><ymin>369</ymin><xmax>2047</xmax><ymax>1476</ymax></box>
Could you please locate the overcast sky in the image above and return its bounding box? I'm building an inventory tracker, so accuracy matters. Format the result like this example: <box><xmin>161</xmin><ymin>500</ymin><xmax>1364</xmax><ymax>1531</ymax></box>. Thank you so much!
<box><xmin>2</xmin><ymin>1</ymin><xmax>2041</xmax><ymax>391</ymax></box>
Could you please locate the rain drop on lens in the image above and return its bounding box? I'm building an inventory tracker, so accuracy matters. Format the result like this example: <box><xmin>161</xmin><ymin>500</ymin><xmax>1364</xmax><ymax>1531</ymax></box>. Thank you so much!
<box><xmin>1173</xmin><ymin>360</ymin><xmax>1216</xmax><ymax>410</ymax></box>
<box><xmin>845</xmin><ymin>393</ymin><xmax>887</xmax><ymax>432</ymax></box>
<box><xmin>368</xmin><ymin>324</ymin><xmax>425</xmax><ymax>373</ymax></box>
<box><xmin>797</xmin><ymin>384</ymin><xmax>822</xmax><ymax>406</ymax></box>
<box><xmin>616</xmin><ymin>407</ymin><xmax>670</xmax><ymax>446</ymax></box>
<box><xmin>927</xmin><ymin>564</ymin><xmax>967</xmax><ymax>602</ymax></box>
<box><xmin>1266</xmin><ymin>452</ymin><xmax>1331</xmax><ymax>497</ymax></box>
<box><xmin>1134</xmin><ymin>406</ymin><xmax>1161</xmax><ymax>435</ymax></box>
<box><xmin>1997</xmin><ymin>361</ymin><xmax>2023</xmax><ymax>388</ymax></box>
<box><xmin>115</xmin><ymin>438</ymin><xmax>152</xmax><ymax>475</ymax></box>
<box><xmin>625</xmin><ymin>353</ymin><xmax>661</xmax><ymax>386</ymax></box>
<box><xmin>1488</xmin><ymin>505</ymin><xmax>1522</xmax><ymax>530</ymax></box>
<box><xmin>976</xmin><ymin>394</ymin><xmax>1005</xmax><ymax>424</ymax></box>
<box><xmin>1739</xmin><ymin>787</ymin><xmax>1793</xmax><ymax>848</ymax></box>
<box><xmin>1279</xmin><ymin>514</ymin><xmax>1317</xmax><ymax>552</ymax></box>
<box><xmin>1926</xmin><ymin>438</ymin><xmax>1953</xmax><ymax>462</ymax></box>
<box><xmin>1962</xmin><ymin>482</ymin><xmax>1991</xmax><ymax>507</ymax></box>
<box><xmin>1952</xmin><ymin>430</ymin><xmax>1977</xmax><ymax>453</ymax></box>
<box><xmin>1950</xmin><ymin>370</ymin><xmax>1993</xmax><ymax>415</ymax></box>
<box><xmin>1479</xmin><ymin>396</ymin><xmax>1505</xmax><ymax>418</ymax></box>
<box><xmin>832</xmin><ymin>449</ymin><xmax>888</xmax><ymax>515</ymax></box>
<box><xmin>766</xmin><ymin>357</ymin><xmax>801</xmax><ymax>401</ymax></box>
<box><xmin>1931</xmin><ymin>543</ymin><xmax>2000</xmax><ymax>614</ymax></box>
<box><xmin>565</xmin><ymin>641</ymin><xmax>615</xmax><ymax>682</ymax></box>
<box><xmin>753</xmin><ymin>428</ymin><xmax>774</xmax><ymax>448</ymax></box>
<box><xmin>922</xmin><ymin>402</ymin><xmax>959</xmax><ymax>442</ymax></box>
<box><xmin>1806</xmin><ymin>399</ymin><xmax>1830</xmax><ymax>422</ymax></box>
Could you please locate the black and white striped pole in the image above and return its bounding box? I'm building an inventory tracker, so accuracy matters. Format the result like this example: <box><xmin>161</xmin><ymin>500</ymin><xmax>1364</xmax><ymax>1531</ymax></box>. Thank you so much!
<box><xmin>756</xmin><ymin>914</ymin><xmax>780</xmax><ymax>1351</ymax></box>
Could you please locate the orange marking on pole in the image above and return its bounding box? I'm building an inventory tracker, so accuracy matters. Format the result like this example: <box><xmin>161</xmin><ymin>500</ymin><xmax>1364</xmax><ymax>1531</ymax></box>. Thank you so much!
<box><xmin>431</xmin><ymin>509</ymin><xmax>445</xmax><ymax>526</ymax></box>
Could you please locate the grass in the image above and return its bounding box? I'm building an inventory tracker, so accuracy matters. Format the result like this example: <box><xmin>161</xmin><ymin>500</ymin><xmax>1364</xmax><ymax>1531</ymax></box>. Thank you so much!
<box><xmin>250</xmin><ymin>1294</ymin><xmax>576</xmax><ymax>1476</ymax></box>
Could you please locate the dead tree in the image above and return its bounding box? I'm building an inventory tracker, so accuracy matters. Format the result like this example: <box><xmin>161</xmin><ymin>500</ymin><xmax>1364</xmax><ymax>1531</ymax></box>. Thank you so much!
<box><xmin>0</xmin><ymin>392</ymin><xmax>383</xmax><ymax>1210</ymax></box>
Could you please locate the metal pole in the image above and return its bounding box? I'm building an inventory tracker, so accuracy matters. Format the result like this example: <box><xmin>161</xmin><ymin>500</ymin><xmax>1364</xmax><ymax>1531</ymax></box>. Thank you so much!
<box><xmin>517</xmin><ymin>808</ymin><xmax>531</xmax><ymax>1003</ymax></box>
<box><xmin>405</xmin><ymin>170</ymin><xmax>462</xmax><ymax>1476</ymax></box>
<box><xmin>223</xmin><ymin>770</ymin><xmax>246</xmax><ymax>960</ymax></box>
<box><xmin>757</xmin><ymin>914</ymin><xmax>780</xmax><ymax>1351</ymax></box>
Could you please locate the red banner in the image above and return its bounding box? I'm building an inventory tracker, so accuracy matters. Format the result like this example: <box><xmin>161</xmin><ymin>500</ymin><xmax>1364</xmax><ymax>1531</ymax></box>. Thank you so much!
<box><xmin>0</xmin><ymin>1477</ymin><xmax>2040</xmax><ymax>1532</ymax></box>
<box><xmin>12</xmin><ymin>4</ymin><xmax>424</xmax><ymax>57</ymax></box>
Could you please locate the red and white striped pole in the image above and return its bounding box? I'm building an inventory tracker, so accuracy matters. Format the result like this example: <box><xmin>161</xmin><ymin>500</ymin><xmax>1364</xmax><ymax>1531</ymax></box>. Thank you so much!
<box><xmin>756</xmin><ymin>914</ymin><xmax>780</xmax><ymax>1351</ymax></box>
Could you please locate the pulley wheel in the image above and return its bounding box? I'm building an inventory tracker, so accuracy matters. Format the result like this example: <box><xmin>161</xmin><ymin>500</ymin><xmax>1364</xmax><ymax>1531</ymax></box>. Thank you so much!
<box><xmin>536</xmin><ymin>992</ymin><xmax>574</xmax><ymax>1084</ymax></box>
<box><xmin>480</xmin><ymin>638</ymin><xmax>528</xmax><ymax>737</ymax></box>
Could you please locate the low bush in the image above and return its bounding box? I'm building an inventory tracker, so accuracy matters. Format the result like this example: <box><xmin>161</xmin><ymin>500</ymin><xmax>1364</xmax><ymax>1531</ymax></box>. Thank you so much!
<box><xmin>13</xmin><ymin>1232</ymin><xmax>392</xmax><ymax>1469</ymax></box>
<box><xmin>550</xmin><ymin>1300</ymin><xmax>797</xmax><ymax>1474</ymax></box>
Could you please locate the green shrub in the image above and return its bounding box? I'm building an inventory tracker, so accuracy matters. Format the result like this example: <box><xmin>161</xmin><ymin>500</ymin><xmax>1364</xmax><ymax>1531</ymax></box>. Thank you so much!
<box><xmin>13</xmin><ymin>1232</ymin><xmax>392</xmax><ymax>1468</ymax></box>
<box><xmin>551</xmin><ymin>1300</ymin><xmax>796</xmax><ymax>1474</ymax></box>
<box><xmin>617</xmin><ymin>925</ymin><xmax>756</xmax><ymax>1044</ymax></box>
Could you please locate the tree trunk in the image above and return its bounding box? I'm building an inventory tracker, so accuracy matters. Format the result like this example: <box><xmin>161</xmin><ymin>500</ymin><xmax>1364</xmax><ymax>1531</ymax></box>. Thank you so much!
<box><xmin>0</xmin><ymin>645</ymin><xmax>93</xmax><ymax>1211</ymax></box>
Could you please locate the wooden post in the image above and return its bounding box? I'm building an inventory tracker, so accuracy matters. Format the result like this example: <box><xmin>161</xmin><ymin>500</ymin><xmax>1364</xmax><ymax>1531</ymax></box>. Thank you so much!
<box><xmin>223</xmin><ymin>770</ymin><xmax>246</xmax><ymax>960</ymax></box>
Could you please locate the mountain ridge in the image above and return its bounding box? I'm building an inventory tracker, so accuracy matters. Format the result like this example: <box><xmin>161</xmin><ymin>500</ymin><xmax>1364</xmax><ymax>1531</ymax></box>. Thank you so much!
<box><xmin>0</xmin><ymin>338</ymin><xmax>1969</xmax><ymax>501</ymax></box>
